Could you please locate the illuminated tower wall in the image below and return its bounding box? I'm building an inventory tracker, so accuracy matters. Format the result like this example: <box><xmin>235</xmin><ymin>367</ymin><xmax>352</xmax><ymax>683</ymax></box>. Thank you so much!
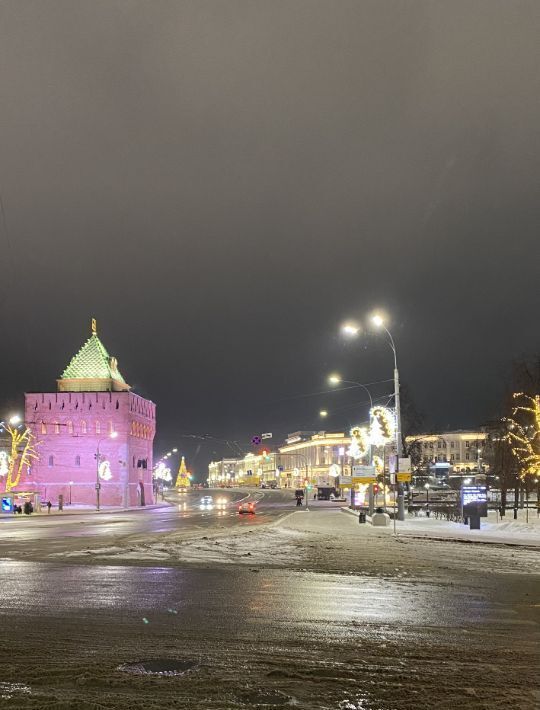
<box><xmin>23</xmin><ymin>324</ymin><xmax>156</xmax><ymax>507</ymax></box>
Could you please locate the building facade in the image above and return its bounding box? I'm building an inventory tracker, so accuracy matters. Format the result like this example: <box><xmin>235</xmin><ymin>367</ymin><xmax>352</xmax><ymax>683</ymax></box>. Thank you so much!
<box><xmin>23</xmin><ymin>322</ymin><xmax>156</xmax><ymax>507</ymax></box>
<box><xmin>279</xmin><ymin>431</ymin><xmax>351</xmax><ymax>488</ymax></box>
<box><xmin>208</xmin><ymin>431</ymin><xmax>353</xmax><ymax>490</ymax></box>
<box><xmin>405</xmin><ymin>430</ymin><xmax>489</xmax><ymax>480</ymax></box>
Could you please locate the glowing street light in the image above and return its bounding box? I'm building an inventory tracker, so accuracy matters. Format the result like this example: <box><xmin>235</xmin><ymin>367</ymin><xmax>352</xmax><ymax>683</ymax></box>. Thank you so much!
<box><xmin>319</xmin><ymin>410</ymin><xmax>328</xmax><ymax>418</ymax></box>
<box><xmin>328</xmin><ymin>374</ymin><xmax>341</xmax><ymax>385</ymax></box>
<box><xmin>8</xmin><ymin>414</ymin><xmax>21</xmax><ymax>425</ymax></box>
<box><xmin>341</xmin><ymin>322</ymin><xmax>360</xmax><ymax>337</ymax></box>
<box><xmin>172</xmin><ymin>448</ymin><xmax>178</xmax><ymax>453</ymax></box>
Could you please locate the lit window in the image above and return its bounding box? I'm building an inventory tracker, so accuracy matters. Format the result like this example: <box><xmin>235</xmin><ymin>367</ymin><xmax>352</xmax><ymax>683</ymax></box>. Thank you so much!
<box><xmin>80</xmin><ymin>420</ymin><xmax>87</xmax><ymax>434</ymax></box>
<box><xmin>108</xmin><ymin>421</ymin><xmax>114</xmax><ymax>435</ymax></box>
<box><xmin>40</xmin><ymin>421</ymin><xmax>47</xmax><ymax>435</ymax></box>
<box><xmin>48</xmin><ymin>455</ymin><xmax>54</xmax><ymax>467</ymax></box>
<box><xmin>67</xmin><ymin>421</ymin><xmax>73</xmax><ymax>435</ymax></box>
<box><xmin>95</xmin><ymin>421</ymin><xmax>101</xmax><ymax>435</ymax></box>
<box><xmin>54</xmin><ymin>422</ymin><xmax>60</xmax><ymax>434</ymax></box>
<box><xmin>75</xmin><ymin>455</ymin><xmax>81</xmax><ymax>466</ymax></box>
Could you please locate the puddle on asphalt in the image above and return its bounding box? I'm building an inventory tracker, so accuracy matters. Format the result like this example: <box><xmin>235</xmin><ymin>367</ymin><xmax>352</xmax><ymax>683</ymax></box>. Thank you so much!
<box><xmin>0</xmin><ymin>681</ymin><xmax>32</xmax><ymax>699</ymax></box>
<box><xmin>118</xmin><ymin>658</ymin><xmax>198</xmax><ymax>676</ymax></box>
<box><xmin>238</xmin><ymin>689</ymin><xmax>296</xmax><ymax>707</ymax></box>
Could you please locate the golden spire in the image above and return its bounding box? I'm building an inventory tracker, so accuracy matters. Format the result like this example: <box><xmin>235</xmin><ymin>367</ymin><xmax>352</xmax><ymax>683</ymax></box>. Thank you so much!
<box><xmin>91</xmin><ymin>318</ymin><xmax>97</xmax><ymax>335</ymax></box>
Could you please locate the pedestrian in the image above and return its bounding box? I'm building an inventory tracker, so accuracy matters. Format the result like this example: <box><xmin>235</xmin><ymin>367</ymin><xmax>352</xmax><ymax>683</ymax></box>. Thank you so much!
<box><xmin>23</xmin><ymin>501</ymin><xmax>32</xmax><ymax>515</ymax></box>
<box><xmin>46</xmin><ymin>500</ymin><xmax>52</xmax><ymax>514</ymax></box>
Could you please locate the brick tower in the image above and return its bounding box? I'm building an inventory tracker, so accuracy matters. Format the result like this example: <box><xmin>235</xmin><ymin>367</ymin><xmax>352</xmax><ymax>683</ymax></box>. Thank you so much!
<box><xmin>24</xmin><ymin>320</ymin><xmax>156</xmax><ymax>507</ymax></box>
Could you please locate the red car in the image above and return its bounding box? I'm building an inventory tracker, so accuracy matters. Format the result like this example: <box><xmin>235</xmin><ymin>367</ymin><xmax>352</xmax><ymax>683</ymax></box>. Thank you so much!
<box><xmin>238</xmin><ymin>502</ymin><xmax>256</xmax><ymax>514</ymax></box>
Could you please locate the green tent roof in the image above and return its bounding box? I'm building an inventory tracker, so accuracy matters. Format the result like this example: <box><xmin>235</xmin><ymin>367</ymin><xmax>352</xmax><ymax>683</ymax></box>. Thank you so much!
<box><xmin>60</xmin><ymin>333</ymin><xmax>127</xmax><ymax>383</ymax></box>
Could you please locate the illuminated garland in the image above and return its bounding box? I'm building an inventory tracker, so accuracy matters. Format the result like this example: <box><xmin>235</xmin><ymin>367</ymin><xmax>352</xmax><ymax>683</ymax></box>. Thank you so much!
<box><xmin>505</xmin><ymin>393</ymin><xmax>540</xmax><ymax>479</ymax></box>
<box><xmin>348</xmin><ymin>426</ymin><xmax>369</xmax><ymax>460</ymax></box>
<box><xmin>4</xmin><ymin>425</ymin><xmax>41</xmax><ymax>492</ymax></box>
<box><xmin>154</xmin><ymin>462</ymin><xmax>172</xmax><ymax>482</ymax></box>
<box><xmin>369</xmin><ymin>406</ymin><xmax>396</xmax><ymax>446</ymax></box>
<box><xmin>372</xmin><ymin>455</ymin><xmax>384</xmax><ymax>475</ymax></box>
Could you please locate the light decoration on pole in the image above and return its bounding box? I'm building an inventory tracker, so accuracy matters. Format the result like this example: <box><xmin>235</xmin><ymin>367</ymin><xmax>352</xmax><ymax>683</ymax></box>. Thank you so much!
<box><xmin>154</xmin><ymin>462</ymin><xmax>172</xmax><ymax>482</ymax></box>
<box><xmin>98</xmin><ymin>460</ymin><xmax>113</xmax><ymax>481</ymax></box>
<box><xmin>368</xmin><ymin>406</ymin><xmax>396</xmax><ymax>446</ymax></box>
<box><xmin>0</xmin><ymin>451</ymin><xmax>8</xmax><ymax>477</ymax></box>
<box><xmin>505</xmin><ymin>393</ymin><xmax>540</xmax><ymax>480</ymax></box>
<box><xmin>348</xmin><ymin>426</ymin><xmax>370</xmax><ymax>460</ymax></box>
<box><xmin>372</xmin><ymin>455</ymin><xmax>384</xmax><ymax>475</ymax></box>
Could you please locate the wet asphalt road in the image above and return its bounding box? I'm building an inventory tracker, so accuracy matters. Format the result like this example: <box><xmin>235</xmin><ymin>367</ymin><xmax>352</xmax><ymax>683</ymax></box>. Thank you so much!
<box><xmin>0</xmin><ymin>488</ymin><xmax>303</xmax><ymax>558</ymax></box>
<box><xmin>0</xmin><ymin>491</ymin><xmax>538</xmax><ymax>709</ymax></box>
<box><xmin>0</xmin><ymin>557</ymin><xmax>538</xmax><ymax>709</ymax></box>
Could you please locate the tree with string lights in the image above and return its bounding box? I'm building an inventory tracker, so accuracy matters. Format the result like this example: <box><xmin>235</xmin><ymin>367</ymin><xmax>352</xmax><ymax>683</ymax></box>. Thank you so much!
<box><xmin>4</xmin><ymin>424</ymin><xmax>41</xmax><ymax>492</ymax></box>
<box><xmin>505</xmin><ymin>392</ymin><xmax>540</xmax><ymax>480</ymax></box>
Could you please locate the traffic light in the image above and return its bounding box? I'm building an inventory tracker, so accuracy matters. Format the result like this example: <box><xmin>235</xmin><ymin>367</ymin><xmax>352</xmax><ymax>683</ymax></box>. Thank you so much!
<box><xmin>373</xmin><ymin>484</ymin><xmax>380</xmax><ymax>494</ymax></box>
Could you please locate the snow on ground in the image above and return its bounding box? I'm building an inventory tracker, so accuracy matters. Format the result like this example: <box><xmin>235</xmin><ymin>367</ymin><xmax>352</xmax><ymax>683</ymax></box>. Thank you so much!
<box><xmin>48</xmin><ymin>508</ymin><xmax>540</xmax><ymax>579</ymax></box>
<box><xmin>342</xmin><ymin>507</ymin><xmax>540</xmax><ymax>546</ymax></box>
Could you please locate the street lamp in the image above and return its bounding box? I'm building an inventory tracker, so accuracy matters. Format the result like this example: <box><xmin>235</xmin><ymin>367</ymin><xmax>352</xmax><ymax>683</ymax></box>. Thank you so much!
<box><xmin>371</xmin><ymin>312</ymin><xmax>404</xmax><ymax>521</ymax></box>
<box><xmin>327</xmin><ymin>374</ymin><xmax>374</xmax><ymax>409</ymax></box>
<box><xmin>424</xmin><ymin>482</ymin><xmax>430</xmax><ymax>517</ymax></box>
<box><xmin>69</xmin><ymin>480</ymin><xmax>74</xmax><ymax>505</ymax></box>
<box><xmin>96</xmin><ymin>431</ymin><xmax>118</xmax><ymax>511</ymax></box>
<box><xmin>341</xmin><ymin>322</ymin><xmax>360</xmax><ymax>337</ymax></box>
<box><xmin>319</xmin><ymin>410</ymin><xmax>328</xmax><ymax>418</ymax></box>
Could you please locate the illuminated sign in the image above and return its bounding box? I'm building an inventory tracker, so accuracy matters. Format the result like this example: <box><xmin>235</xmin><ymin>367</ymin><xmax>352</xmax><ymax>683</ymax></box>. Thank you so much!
<box><xmin>2</xmin><ymin>497</ymin><xmax>12</xmax><ymax>512</ymax></box>
<box><xmin>461</xmin><ymin>485</ymin><xmax>488</xmax><ymax>517</ymax></box>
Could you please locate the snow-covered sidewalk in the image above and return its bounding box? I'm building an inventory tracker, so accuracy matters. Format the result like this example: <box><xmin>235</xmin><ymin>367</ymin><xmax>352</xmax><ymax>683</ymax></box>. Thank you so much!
<box><xmin>342</xmin><ymin>506</ymin><xmax>540</xmax><ymax>546</ymax></box>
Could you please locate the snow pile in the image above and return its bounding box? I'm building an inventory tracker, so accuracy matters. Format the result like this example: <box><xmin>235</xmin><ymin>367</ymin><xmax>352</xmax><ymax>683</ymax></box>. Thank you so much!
<box><xmin>50</xmin><ymin>526</ymin><xmax>309</xmax><ymax>567</ymax></box>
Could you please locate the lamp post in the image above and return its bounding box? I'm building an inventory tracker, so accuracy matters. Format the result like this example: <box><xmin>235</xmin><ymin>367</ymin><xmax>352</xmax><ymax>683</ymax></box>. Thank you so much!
<box><xmin>95</xmin><ymin>432</ymin><xmax>118</xmax><ymax>511</ymax></box>
<box><xmin>425</xmin><ymin>482</ymin><xmax>430</xmax><ymax>517</ymax></box>
<box><xmin>371</xmin><ymin>314</ymin><xmax>404</xmax><ymax>521</ymax></box>
<box><xmin>69</xmin><ymin>480</ymin><xmax>73</xmax><ymax>505</ymax></box>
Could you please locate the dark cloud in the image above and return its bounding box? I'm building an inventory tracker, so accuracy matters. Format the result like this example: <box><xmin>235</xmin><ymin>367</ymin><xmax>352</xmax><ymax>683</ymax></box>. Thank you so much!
<box><xmin>0</xmin><ymin>1</ymin><xmax>539</xmax><ymax>475</ymax></box>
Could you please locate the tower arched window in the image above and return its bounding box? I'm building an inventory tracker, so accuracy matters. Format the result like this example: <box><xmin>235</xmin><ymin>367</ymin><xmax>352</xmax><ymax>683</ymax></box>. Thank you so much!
<box><xmin>95</xmin><ymin>421</ymin><xmax>101</xmax><ymax>435</ymax></box>
<box><xmin>67</xmin><ymin>421</ymin><xmax>73</xmax><ymax>435</ymax></box>
<box><xmin>54</xmin><ymin>421</ymin><xmax>60</xmax><ymax>434</ymax></box>
<box><xmin>108</xmin><ymin>421</ymin><xmax>114</xmax><ymax>435</ymax></box>
<box><xmin>80</xmin><ymin>420</ymin><xmax>87</xmax><ymax>434</ymax></box>
<box><xmin>75</xmin><ymin>455</ymin><xmax>81</xmax><ymax>467</ymax></box>
<box><xmin>48</xmin><ymin>455</ymin><xmax>54</xmax><ymax>467</ymax></box>
<box><xmin>40</xmin><ymin>421</ymin><xmax>47</xmax><ymax>435</ymax></box>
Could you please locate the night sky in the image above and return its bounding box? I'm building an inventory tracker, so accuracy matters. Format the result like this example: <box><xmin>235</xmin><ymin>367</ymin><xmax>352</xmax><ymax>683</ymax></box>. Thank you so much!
<box><xmin>1</xmin><ymin>2</ymin><xmax>539</xmax><ymax>478</ymax></box>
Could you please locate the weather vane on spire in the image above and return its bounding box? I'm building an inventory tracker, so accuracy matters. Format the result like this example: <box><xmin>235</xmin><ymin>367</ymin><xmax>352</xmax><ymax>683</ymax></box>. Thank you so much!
<box><xmin>91</xmin><ymin>318</ymin><xmax>97</xmax><ymax>335</ymax></box>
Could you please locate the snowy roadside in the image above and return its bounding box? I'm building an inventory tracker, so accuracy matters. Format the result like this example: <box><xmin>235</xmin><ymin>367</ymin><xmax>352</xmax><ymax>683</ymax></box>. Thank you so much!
<box><xmin>47</xmin><ymin>508</ymin><xmax>540</xmax><ymax>578</ymax></box>
<box><xmin>342</xmin><ymin>506</ymin><xmax>540</xmax><ymax>547</ymax></box>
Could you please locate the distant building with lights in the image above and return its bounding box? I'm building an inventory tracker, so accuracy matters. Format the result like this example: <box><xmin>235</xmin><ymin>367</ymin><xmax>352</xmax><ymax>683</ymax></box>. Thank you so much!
<box><xmin>208</xmin><ymin>431</ymin><xmax>352</xmax><ymax>489</ymax></box>
<box><xmin>405</xmin><ymin>430</ymin><xmax>489</xmax><ymax>480</ymax></box>
<box><xmin>23</xmin><ymin>321</ymin><xmax>156</xmax><ymax>507</ymax></box>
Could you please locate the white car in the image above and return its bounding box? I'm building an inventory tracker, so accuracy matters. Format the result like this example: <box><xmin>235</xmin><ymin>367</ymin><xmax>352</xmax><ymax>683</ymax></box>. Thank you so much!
<box><xmin>200</xmin><ymin>495</ymin><xmax>214</xmax><ymax>509</ymax></box>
